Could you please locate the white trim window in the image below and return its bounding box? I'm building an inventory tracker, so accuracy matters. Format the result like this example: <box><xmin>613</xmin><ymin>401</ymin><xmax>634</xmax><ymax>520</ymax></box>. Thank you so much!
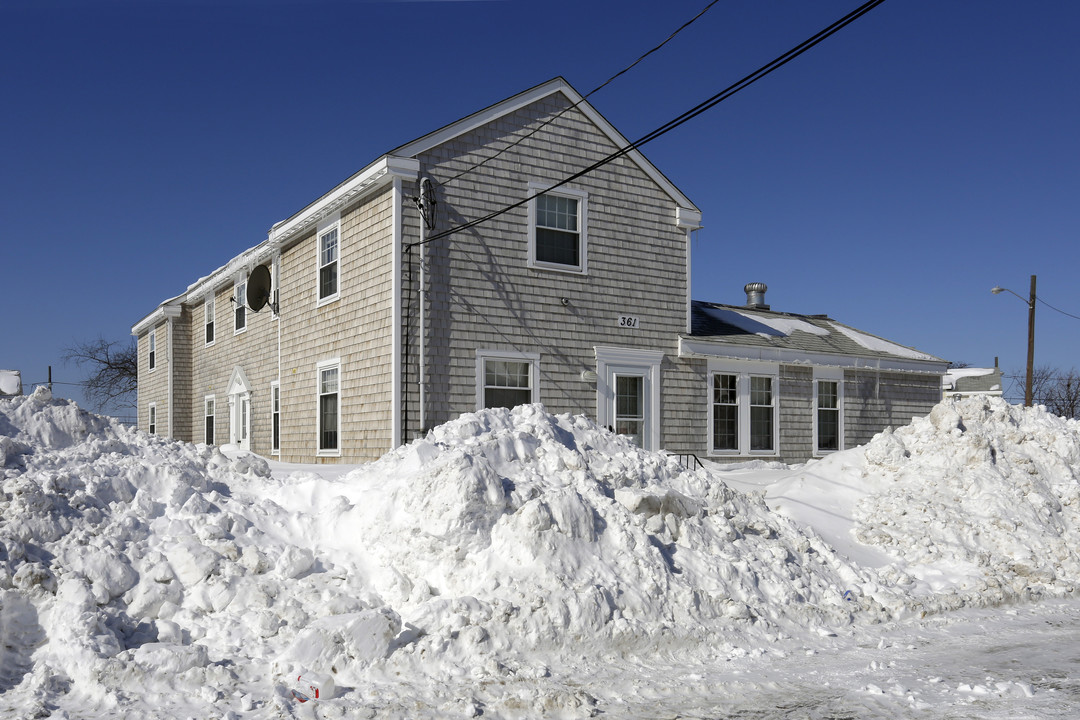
<box><xmin>271</xmin><ymin>381</ymin><xmax>281</xmax><ymax>455</ymax></box>
<box><xmin>528</xmin><ymin>184</ymin><xmax>587</xmax><ymax>273</ymax></box>
<box><xmin>148</xmin><ymin>402</ymin><xmax>157</xmax><ymax>435</ymax></box>
<box><xmin>708</xmin><ymin>361</ymin><xmax>779</xmax><ymax>456</ymax></box>
<box><xmin>204</xmin><ymin>396</ymin><xmax>215</xmax><ymax>445</ymax></box>
<box><xmin>317</xmin><ymin>214</ymin><xmax>341</xmax><ymax>305</ymax></box>
<box><xmin>814</xmin><ymin>369</ymin><xmax>844</xmax><ymax>455</ymax></box>
<box><xmin>204</xmin><ymin>295</ymin><xmax>216</xmax><ymax>346</ymax></box>
<box><xmin>148</xmin><ymin>330</ymin><xmax>157</xmax><ymax>371</ymax></box>
<box><xmin>317</xmin><ymin>360</ymin><xmax>341</xmax><ymax>456</ymax></box>
<box><xmin>476</xmin><ymin>350</ymin><xmax>538</xmax><ymax>410</ymax></box>
<box><xmin>234</xmin><ymin>280</ymin><xmax>246</xmax><ymax>333</ymax></box>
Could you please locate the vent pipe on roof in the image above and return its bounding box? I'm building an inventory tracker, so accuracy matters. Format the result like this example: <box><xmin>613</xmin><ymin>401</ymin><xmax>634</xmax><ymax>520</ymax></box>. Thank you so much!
<box><xmin>744</xmin><ymin>282</ymin><xmax>769</xmax><ymax>310</ymax></box>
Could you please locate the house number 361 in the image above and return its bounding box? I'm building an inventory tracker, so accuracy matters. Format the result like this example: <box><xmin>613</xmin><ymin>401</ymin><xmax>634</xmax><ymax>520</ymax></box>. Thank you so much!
<box><xmin>618</xmin><ymin>315</ymin><xmax>640</xmax><ymax>329</ymax></box>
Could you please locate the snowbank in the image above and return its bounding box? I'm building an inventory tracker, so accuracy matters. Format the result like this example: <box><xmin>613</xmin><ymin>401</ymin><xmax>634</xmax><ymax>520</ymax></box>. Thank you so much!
<box><xmin>3</xmin><ymin>389</ymin><xmax>1080</xmax><ymax>717</ymax></box>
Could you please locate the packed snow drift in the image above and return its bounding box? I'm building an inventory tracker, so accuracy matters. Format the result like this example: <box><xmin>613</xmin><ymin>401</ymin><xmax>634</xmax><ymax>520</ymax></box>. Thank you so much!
<box><xmin>2</xmin><ymin>388</ymin><xmax>1080</xmax><ymax>717</ymax></box>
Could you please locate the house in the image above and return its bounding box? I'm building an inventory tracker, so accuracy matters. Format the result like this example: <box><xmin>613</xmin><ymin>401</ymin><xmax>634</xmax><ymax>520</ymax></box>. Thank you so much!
<box><xmin>132</xmin><ymin>77</ymin><xmax>947</xmax><ymax>465</ymax></box>
<box><xmin>942</xmin><ymin>365</ymin><xmax>1004</xmax><ymax>399</ymax></box>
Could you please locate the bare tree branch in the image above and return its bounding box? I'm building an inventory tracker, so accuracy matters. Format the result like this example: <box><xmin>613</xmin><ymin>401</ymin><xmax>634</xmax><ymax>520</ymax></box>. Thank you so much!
<box><xmin>63</xmin><ymin>337</ymin><xmax>138</xmax><ymax>412</ymax></box>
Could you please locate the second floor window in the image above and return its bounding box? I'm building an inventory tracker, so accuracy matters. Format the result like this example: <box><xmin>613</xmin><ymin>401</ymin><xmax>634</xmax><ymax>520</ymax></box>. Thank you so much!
<box><xmin>234</xmin><ymin>282</ymin><xmax>246</xmax><ymax>332</ymax></box>
<box><xmin>319</xmin><ymin>226</ymin><xmax>339</xmax><ymax>302</ymax></box>
<box><xmin>205</xmin><ymin>296</ymin><xmax>215</xmax><ymax>345</ymax></box>
<box><xmin>529</xmin><ymin>187</ymin><xmax>587</xmax><ymax>273</ymax></box>
<box><xmin>148</xmin><ymin>331</ymin><xmax>156</xmax><ymax>370</ymax></box>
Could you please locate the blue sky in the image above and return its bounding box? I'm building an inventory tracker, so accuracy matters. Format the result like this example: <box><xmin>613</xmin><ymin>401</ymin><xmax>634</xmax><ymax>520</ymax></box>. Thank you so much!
<box><xmin>3</xmin><ymin>0</ymin><xmax>1078</xmax><ymax>414</ymax></box>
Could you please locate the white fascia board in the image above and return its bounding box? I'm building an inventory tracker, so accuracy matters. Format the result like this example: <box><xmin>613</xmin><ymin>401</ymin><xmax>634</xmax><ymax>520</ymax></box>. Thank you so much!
<box><xmin>390</xmin><ymin>77</ymin><xmax>700</xmax><ymax>216</ymax></box>
<box><xmin>677</xmin><ymin>207</ymin><xmax>702</xmax><ymax>230</ymax></box>
<box><xmin>679</xmin><ymin>337</ymin><xmax>949</xmax><ymax>375</ymax></box>
<box><xmin>269</xmin><ymin>155</ymin><xmax>419</xmax><ymax>249</ymax></box>
<box><xmin>131</xmin><ymin>300</ymin><xmax>183</xmax><ymax>336</ymax></box>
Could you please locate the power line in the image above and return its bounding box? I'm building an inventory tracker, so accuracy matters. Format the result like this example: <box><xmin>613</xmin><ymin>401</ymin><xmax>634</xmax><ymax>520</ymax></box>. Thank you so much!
<box><xmin>416</xmin><ymin>0</ymin><xmax>888</xmax><ymax>249</ymax></box>
<box><xmin>439</xmin><ymin>0</ymin><xmax>723</xmax><ymax>190</ymax></box>
<box><xmin>1036</xmin><ymin>296</ymin><xmax>1080</xmax><ymax>322</ymax></box>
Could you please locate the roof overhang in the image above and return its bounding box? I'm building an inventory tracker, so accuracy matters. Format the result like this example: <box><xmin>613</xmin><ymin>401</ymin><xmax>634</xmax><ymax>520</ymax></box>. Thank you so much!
<box><xmin>132</xmin><ymin>299</ymin><xmax>183</xmax><ymax>336</ymax></box>
<box><xmin>268</xmin><ymin>155</ymin><xmax>420</xmax><ymax>249</ymax></box>
<box><xmin>679</xmin><ymin>336</ymin><xmax>950</xmax><ymax>375</ymax></box>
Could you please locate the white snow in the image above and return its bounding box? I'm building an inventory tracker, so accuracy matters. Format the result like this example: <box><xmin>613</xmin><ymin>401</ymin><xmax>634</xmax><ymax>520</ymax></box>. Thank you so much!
<box><xmin>829</xmin><ymin>321</ymin><xmax>940</xmax><ymax>361</ymax></box>
<box><xmin>700</xmin><ymin>306</ymin><xmax>830</xmax><ymax>338</ymax></box>
<box><xmin>3</xmin><ymin>388</ymin><xmax>1080</xmax><ymax>717</ymax></box>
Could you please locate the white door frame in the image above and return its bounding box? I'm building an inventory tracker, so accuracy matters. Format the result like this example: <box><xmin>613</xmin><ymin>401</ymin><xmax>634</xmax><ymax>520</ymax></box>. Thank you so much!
<box><xmin>226</xmin><ymin>365</ymin><xmax>252</xmax><ymax>450</ymax></box>
<box><xmin>595</xmin><ymin>346</ymin><xmax>663</xmax><ymax>451</ymax></box>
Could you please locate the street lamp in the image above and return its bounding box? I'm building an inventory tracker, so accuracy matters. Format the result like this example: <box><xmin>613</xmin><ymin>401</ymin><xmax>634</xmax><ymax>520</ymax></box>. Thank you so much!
<box><xmin>991</xmin><ymin>274</ymin><xmax>1036</xmax><ymax>407</ymax></box>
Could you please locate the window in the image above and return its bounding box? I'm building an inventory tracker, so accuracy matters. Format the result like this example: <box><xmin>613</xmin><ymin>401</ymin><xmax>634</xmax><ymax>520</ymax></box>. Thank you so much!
<box><xmin>749</xmin><ymin>376</ymin><xmax>774</xmax><ymax>451</ymax></box>
<box><xmin>712</xmin><ymin>374</ymin><xmax>738</xmax><ymax>451</ymax></box>
<box><xmin>318</xmin><ymin>221</ymin><xmax>340</xmax><ymax>304</ymax></box>
<box><xmin>318</xmin><ymin>362</ymin><xmax>340</xmax><ymax>454</ymax></box>
<box><xmin>815</xmin><ymin>377</ymin><xmax>843</xmax><ymax>454</ymax></box>
<box><xmin>148</xmin><ymin>403</ymin><xmax>157</xmax><ymax>435</ymax></box>
<box><xmin>476</xmin><ymin>351</ymin><xmax>538</xmax><ymax>410</ymax></box>
<box><xmin>271</xmin><ymin>382</ymin><xmax>280</xmax><ymax>454</ymax></box>
<box><xmin>528</xmin><ymin>186</ymin><xmax>587</xmax><ymax>273</ymax></box>
<box><xmin>708</xmin><ymin>363</ymin><xmax>778</xmax><ymax>456</ymax></box>
<box><xmin>148</xmin><ymin>331</ymin><xmax>156</xmax><ymax>370</ymax></box>
<box><xmin>204</xmin><ymin>397</ymin><xmax>215</xmax><ymax>445</ymax></box>
<box><xmin>234</xmin><ymin>281</ymin><xmax>246</xmax><ymax>332</ymax></box>
<box><xmin>205</xmin><ymin>296</ymin><xmax>215</xmax><ymax>345</ymax></box>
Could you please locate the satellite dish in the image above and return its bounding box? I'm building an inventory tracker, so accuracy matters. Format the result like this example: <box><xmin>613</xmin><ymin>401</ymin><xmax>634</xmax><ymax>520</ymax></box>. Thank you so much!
<box><xmin>246</xmin><ymin>264</ymin><xmax>274</xmax><ymax>313</ymax></box>
<box><xmin>420</xmin><ymin>177</ymin><xmax>437</xmax><ymax>232</ymax></box>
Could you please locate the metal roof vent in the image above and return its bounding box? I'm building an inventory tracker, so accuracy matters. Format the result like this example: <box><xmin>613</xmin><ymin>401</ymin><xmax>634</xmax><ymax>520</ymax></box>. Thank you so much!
<box><xmin>744</xmin><ymin>282</ymin><xmax>769</xmax><ymax>310</ymax></box>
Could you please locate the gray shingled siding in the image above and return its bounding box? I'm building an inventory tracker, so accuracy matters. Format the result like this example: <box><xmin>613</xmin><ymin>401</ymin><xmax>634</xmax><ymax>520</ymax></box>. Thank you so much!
<box><xmin>401</xmin><ymin>93</ymin><xmax>691</xmax><ymax>438</ymax></box>
<box><xmin>844</xmin><ymin>368</ymin><xmax>940</xmax><ymax>447</ymax></box>
<box><xmin>778</xmin><ymin>365</ymin><xmax>813</xmax><ymax>460</ymax></box>
<box><xmin>171</xmin><ymin>308</ymin><xmax>193</xmax><ymax>442</ymax></box>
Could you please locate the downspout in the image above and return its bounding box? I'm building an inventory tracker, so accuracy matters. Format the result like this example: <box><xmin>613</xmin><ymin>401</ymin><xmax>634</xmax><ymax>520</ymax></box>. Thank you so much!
<box><xmin>275</xmin><ymin>251</ymin><xmax>282</xmax><ymax>456</ymax></box>
<box><xmin>418</xmin><ymin>177</ymin><xmax>430</xmax><ymax>437</ymax></box>
<box><xmin>167</xmin><ymin>317</ymin><xmax>174</xmax><ymax>439</ymax></box>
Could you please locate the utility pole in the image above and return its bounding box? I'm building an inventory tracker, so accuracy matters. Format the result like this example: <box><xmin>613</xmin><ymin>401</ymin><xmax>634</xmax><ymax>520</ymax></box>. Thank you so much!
<box><xmin>1025</xmin><ymin>274</ymin><xmax>1036</xmax><ymax>407</ymax></box>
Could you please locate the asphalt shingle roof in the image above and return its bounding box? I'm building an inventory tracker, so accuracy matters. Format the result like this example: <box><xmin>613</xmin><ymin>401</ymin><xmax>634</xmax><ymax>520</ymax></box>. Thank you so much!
<box><xmin>689</xmin><ymin>300</ymin><xmax>944</xmax><ymax>364</ymax></box>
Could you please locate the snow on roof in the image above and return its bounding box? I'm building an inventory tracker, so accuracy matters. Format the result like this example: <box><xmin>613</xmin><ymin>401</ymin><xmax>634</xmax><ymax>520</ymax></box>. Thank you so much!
<box><xmin>700</xmin><ymin>306</ymin><xmax>830</xmax><ymax>338</ymax></box>
<box><xmin>828</xmin><ymin>321</ymin><xmax>940</xmax><ymax>361</ymax></box>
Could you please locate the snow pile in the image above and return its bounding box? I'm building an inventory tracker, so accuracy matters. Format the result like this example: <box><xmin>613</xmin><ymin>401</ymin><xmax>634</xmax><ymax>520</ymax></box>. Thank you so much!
<box><xmin>6</xmin><ymin>388</ymin><xmax>1080</xmax><ymax>716</ymax></box>
<box><xmin>855</xmin><ymin>396</ymin><xmax>1080</xmax><ymax>603</ymax></box>
<box><xmin>1</xmin><ymin>388</ymin><xmax>878</xmax><ymax>718</ymax></box>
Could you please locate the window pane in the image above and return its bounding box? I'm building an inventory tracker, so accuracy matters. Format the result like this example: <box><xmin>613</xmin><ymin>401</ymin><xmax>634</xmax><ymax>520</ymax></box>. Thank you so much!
<box><xmin>713</xmin><ymin>404</ymin><xmax>738</xmax><ymax>450</ymax></box>
<box><xmin>205</xmin><ymin>415</ymin><xmax>214</xmax><ymax>445</ymax></box>
<box><xmin>750</xmin><ymin>406</ymin><xmax>773</xmax><ymax>451</ymax></box>
<box><xmin>615</xmin><ymin>376</ymin><xmax>643</xmax><ymax>419</ymax></box>
<box><xmin>750</xmin><ymin>376</ymin><xmax>772</xmax><ymax>406</ymax></box>
<box><xmin>713</xmin><ymin>374</ymin><xmax>736</xmax><ymax>404</ymax></box>
<box><xmin>614</xmin><ymin>375</ymin><xmax>644</xmax><ymax>447</ymax></box>
<box><xmin>818</xmin><ymin>409</ymin><xmax>839</xmax><ymax>451</ymax></box>
<box><xmin>537</xmin><ymin>194</ymin><xmax>577</xmax><ymax>231</ymax></box>
<box><xmin>535</xmin><ymin>227</ymin><xmax>579</xmax><ymax>266</ymax></box>
<box><xmin>320</xmin><ymin>394</ymin><xmax>338</xmax><ymax>450</ymax></box>
<box><xmin>484</xmin><ymin>387</ymin><xmax>531</xmax><ymax>409</ymax></box>
<box><xmin>320</xmin><ymin>261</ymin><xmax>337</xmax><ymax>299</ymax></box>
<box><xmin>320</xmin><ymin>367</ymin><xmax>338</xmax><ymax>394</ymax></box>
<box><xmin>321</xmin><ymin>229</ymin><xmax>338</xmax><ymax>265</ymax></box>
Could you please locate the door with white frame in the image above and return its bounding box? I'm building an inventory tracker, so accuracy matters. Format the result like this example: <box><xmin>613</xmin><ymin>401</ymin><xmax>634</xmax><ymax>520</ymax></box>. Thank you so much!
<box><xmin>226</xmin><ymin>366</ymin><xmax>252</xmax><ymax>451</ymax></box>
<box><xmin>595</xmin><ymin>347</ymin><xmax>663</xmax><ymax>451</ymax></box>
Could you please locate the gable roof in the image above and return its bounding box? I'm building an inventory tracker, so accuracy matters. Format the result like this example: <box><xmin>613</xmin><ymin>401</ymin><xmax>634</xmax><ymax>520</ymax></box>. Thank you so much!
<box><xmin>682</xmin><ymin>300</ymin><xmax>947</xmax><ymax>373</ymax></box>
<box><xmin>390</xmin><ymin>76</ymin><xmax>699</xmax><ymax>214</ymax></box>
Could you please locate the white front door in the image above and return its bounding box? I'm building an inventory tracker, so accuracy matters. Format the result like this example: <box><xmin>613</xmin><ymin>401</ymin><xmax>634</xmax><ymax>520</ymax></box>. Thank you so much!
<box><xmin>595</xmin><ymin>347</ymin><xmax>663</xmax><ymax>451</ymax></box>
